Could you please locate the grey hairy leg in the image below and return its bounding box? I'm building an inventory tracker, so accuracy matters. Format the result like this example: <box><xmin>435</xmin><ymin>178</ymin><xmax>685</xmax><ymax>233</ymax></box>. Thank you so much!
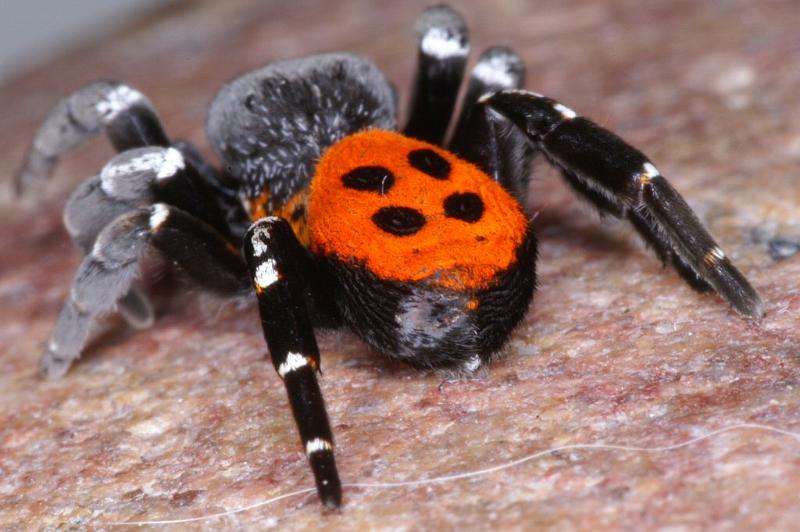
<box><xmin>62</xmin><ymin>146</ymin><xmax>192</xmax><ymax>330</ymax></box>
<box><xmin>42</xmin><ymin>208</ymin><xmax>154</xmax><ymax>379</ymax></box>
<box><xmin>64</xmin><ymin>174</ymin><xmax>155</xmax><ymax>330</ymax></box>
<box><xmin>42</xmin><ymin>202</ymin><xmax>248</xmax><ymax>379</ymax></box>
<box><xmin>16</xmin><ymin>81</ymin><xmax>168</xmax><ymax>196</ymax></box>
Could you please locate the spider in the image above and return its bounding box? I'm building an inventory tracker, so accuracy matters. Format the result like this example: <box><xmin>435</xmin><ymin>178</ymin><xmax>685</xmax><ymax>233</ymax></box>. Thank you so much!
<box><xmin>16</xmin><ymin>4</ymin><xmax>763</xmax><ymax>509</ymax></box>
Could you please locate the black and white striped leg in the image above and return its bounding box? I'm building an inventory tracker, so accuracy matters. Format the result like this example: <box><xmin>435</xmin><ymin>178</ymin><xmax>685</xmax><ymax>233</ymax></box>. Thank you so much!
<box><xmin>478</xmin><ymin>90</ymin><xmax>763</xmax><ymax>318</ymax></box>
<box><xmin>15</xmin><ymin>81</ymin><xmax>169</xmax><ymax>195</ymax></box>
<box><xmin>403</xmin><ymin>4</ymin><xmax>469</xmax><ymax>144</ymax></box>
<box><xmin>449</xmin><ymin>47</ymin><xmax>536</xmax><ymax>203</ymax></box>
<box><xmin>627</xmin><ymin>208</ymin><xmax>714</xmax><ymax>292</ymax></box>
<box><xmin>41</xmin><ymin>204</ymin><xmax>248</xmax><ymax>379</ymax></box>
<box><xmin>450</xmin><ymin>46</ymin><xmax>526</xmax><ymax>147</ymax></box>
<box><xmin>243</xmin><ymin>217</ymin><xmax>341</xmax><ymax>509</ymax></box>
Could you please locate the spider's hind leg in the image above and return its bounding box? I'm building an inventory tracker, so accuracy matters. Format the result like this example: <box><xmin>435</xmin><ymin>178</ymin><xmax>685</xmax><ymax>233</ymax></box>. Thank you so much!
<box><xmin>476</xmin><ymin>90</ymin><xmax>762</xmax><ymax>318</ymax></box>
<box><xmin>23</xmin><ymin>85</ymin><xmax>254</xmax><ymax>376</ymax></box>
<box><xmin>449</xmin><ymin>46</ymin><xmax>536</xmax><ymax>205</ymax></box>
<box><xmin>42</xmin><ymin>204</ymin><xmax>248</xmax><ymax>379</ymax></box>
<box><xmin>403</xmin><ymin>4</ymin><xmax>469</xmax><ymax>144</ymax></box>
<box><xmin>451</xmin><ymin>46</ymin><xmax>526</xmax><ymax>145</ymax></box>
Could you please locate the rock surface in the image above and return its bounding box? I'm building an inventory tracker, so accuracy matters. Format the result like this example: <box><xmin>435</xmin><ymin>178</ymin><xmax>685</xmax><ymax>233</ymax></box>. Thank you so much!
<box><xmin>1</xmin><ymin>0</ymin><xmax>799</xmax><ymax>529</ymax></box>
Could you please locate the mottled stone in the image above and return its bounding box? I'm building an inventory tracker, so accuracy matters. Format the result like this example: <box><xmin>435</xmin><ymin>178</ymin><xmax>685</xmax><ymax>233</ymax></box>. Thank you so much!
<box><xmin>1</xmin><ymin>0</ymin><xmax>800</xmax><ymax>530</ymax></box>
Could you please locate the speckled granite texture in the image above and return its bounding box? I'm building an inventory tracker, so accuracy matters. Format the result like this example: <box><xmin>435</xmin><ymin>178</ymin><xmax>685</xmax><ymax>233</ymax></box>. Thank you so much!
<box><xmin>1</xmin><ymin>0</ymin><xmax>800</xmax><ymax>529</ymax></box>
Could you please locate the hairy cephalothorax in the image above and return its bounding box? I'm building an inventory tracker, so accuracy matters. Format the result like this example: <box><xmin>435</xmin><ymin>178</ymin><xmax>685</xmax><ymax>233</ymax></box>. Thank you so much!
<box><xmin>15</xmin><ymin>4</ymin><xmax>763</xmax><ymax>508</ymax></box>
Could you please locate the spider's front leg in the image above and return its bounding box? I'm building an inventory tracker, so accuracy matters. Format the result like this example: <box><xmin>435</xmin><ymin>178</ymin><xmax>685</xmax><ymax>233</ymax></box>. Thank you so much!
<box><xmin>243</xmin><ymin>217</ymin><xmax>341</xmax><ymax>508</ymax></box>
<box><xmin>58</xmin><ymin>146</ymin><xmax>239</xmax><ymax>331</ymax></box>
<box><xmin>15</xmin><ymin>80</ymin><xmax>245</xmax><ymax>223</ymax></box>
<box><xmin>476</xmin><ymin>90</ymin><xmax>763</xmax><ymax>318</ymax></box>
<box><xmin>42</xmin><ymin>203</ymin><xmax>248</xmax><ymax>379</ymax></box>
<box><xmin>15</xmin><ymin>81</ymin><xmax>168</xmax><ymax>195</ymax></box>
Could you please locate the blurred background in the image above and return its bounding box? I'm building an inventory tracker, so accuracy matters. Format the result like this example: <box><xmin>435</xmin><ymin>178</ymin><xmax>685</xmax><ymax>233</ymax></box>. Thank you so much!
<box><xmin>0</xmin><ymin>0</ymin><xmax>167</xmax><ymax>81</ymax></box>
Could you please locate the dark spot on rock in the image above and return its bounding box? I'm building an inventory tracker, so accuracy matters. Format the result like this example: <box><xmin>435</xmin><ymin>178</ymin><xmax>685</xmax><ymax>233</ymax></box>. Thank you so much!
<box><xmin>122</xmin><ymin>489</ymin><xmax>144</xmax><ymax>501</ymax></box>
<box><xmin>170</xmin><ymin>490</ymin><xmax>204</xmax><ymax>508</ymax></box>
<box><xmin>768</xmin><ymin>238</ymin><xmax>800</xmax><ymax>261</ymax></box>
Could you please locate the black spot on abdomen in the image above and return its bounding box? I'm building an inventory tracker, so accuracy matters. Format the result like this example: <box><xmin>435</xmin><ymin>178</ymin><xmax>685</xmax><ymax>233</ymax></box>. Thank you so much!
<box><xmin>408</xmin><ymin>149</ymin><xmax>451</xmax><ymax>180</ymax></box>
<box><xmin>444</xmin><ymin>192</ymin><xmax>484</xmax><ymax>223</ymax></box>
<box><xmin>341</xmin><ymin>166</ymin><xmax>394</xmax><ymax>194</ymax></box>
<box><xmin>372</xmin><ymin>206</ymin><xmax>426</xmax><ymax>236</ymax></box>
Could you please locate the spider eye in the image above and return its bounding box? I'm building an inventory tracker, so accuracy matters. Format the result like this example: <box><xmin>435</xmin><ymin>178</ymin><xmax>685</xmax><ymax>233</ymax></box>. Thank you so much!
<box><xmin>444</xmin><ymin>192</ymin><xmax>484</xmax><ymax>223</ymax></box>
<box><xmin>408</xmin><ymin>149</ymin><xmax>451</xmax><ymax>180</ymax></box>
<box><xmin>341</xmin><ymin>166</ymin><xmax>395</xmax><ymax>194</ymax></box>
<box><xmin>372</xmin><ymin>206</ymin><xmax>426</xmax><ymax>236</ymax></box>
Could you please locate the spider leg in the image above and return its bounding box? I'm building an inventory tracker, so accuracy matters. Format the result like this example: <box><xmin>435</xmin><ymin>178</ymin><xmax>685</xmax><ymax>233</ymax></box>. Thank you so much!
<box><xmin>173</xmin><ymin>140</ymin><xmax>249</xmax><ymax>240</ymax></box>
<box><xmin>171</xmin><ymin>140</ymin><xmax>243</xmax><ymax>207</ymax></box>
<box><xmin>403</xmin><ymin>4</ymin><xmax>469</xmax><ymax>144</ymax></box>
<box><xmin>451</xmin><ymin>46</ymin><xmax>526</xmax><ymax>145</ymax></box>
<box><xmin>65</xmin><ymin>146</ymin><xmax>232</xmax><ymax>249</ymax></box>
<box><xmin>478</xmin><ymin>90</ymin><xmax>763</xmax><ymax>318</ymax></box>
<box><xmin>558</xmin><ymin>167</ymin><xmax>715</xmax><ymax>292</ymax></box>
<box><xmin>449</xmin><ymin>47</ymin><xmax>536</xmax><ymax>204</ymax></box>
<box><xmin>63</xmin><ymin>172</ymin><xmax>156</xmax><ymax>329</ymax></box>
<box><xmin>15</xmin><ymin>81</ymin><xmax>170</xmax><ymax>195</ymax></box>
<box><xmin>62</xmin><ymin>146</ymin><xmax>241</xmax><ymax>329</ymax></box>
<box><xmin>243</xmin><ymin>217</ymin><xmax>341</xmax><ymax>508</ymax></box>
<box><xmin>41</xmin><ymin>204</ymin><xmax>248</xmax><ymax>379</ymax></box>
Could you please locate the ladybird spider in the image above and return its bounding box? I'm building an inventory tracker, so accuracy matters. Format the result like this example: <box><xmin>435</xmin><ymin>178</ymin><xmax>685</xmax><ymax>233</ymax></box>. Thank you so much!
<box><xmin>16</xmin><ymin>4</ymin><xmax>763</xmax><ymax>509</ymax></box>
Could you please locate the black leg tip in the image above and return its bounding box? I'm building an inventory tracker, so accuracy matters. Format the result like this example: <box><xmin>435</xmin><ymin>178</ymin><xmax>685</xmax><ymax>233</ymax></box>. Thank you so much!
<box><xmin>733</xmin><ymin>293</ymin><xmax>765</xmax><ymax>321</ymax></box>
<box><xmin>309</xmin><ymin>450</ymin><xmax>342</xmax><ymax>508</ymax></box>
<box><xmin>320</xmin><ymin>487</ymin><xmax>342</xmax><ymax>510</ymax></box>
<box><xmin>708</xmin><ymin>260</ymin><xmax>765</xmax><ymax>321</ymax></box>
<box><xmin>317</xmin><ymin>473</ymin><xmax>342</xmax><ymax>509</ymax></box>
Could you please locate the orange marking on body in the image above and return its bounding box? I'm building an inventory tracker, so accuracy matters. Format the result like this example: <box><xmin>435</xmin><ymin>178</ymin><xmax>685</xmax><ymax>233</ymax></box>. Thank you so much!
<box><xmin>248</xmin><ymin>188</ymin><xmax>311</xmax><ymax>246</ymax></box>
<box><xmin>247</xmin><ymin>188</ymin><xmax>271</xmax><ymax>220</ymax></box>
<box><xmin>308</xmin><ymin>130</ymin><xmax>528</xmax><ymax>291</ymax></box>
<box><xmin>275</xmin><ymin>190</ymin><xmax>311</xmax><ymax>246</ymax></box>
